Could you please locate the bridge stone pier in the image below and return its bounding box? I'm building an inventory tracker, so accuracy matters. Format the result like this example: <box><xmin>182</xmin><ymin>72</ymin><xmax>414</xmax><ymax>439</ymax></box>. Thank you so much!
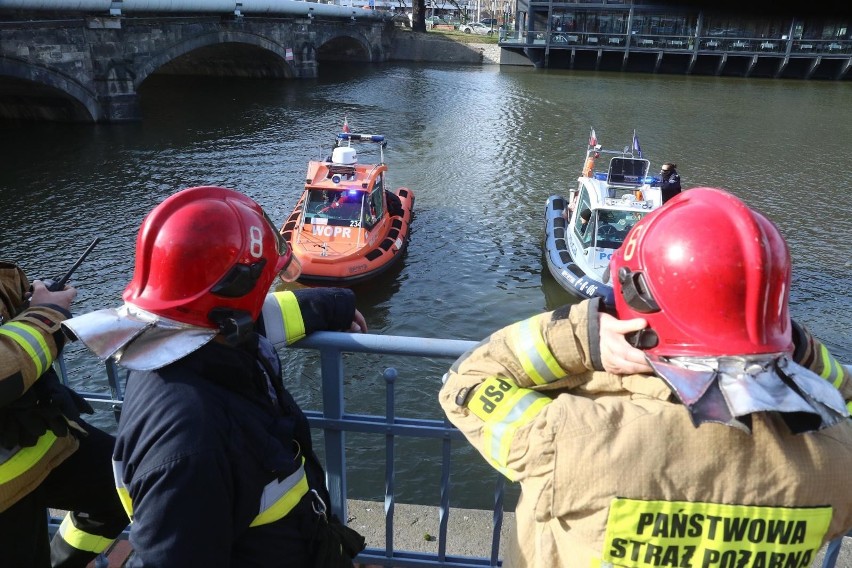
<box><xmin>0</xmin><ymin>12</ymin><xmax>394</xmax><ymax>122</ymax></box>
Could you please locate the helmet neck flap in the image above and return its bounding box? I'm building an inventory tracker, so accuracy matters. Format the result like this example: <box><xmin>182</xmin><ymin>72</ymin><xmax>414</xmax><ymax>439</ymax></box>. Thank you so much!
<box><xmin>649</xmin><ymin>354</ymin><xmax>848</xmax><ymax>433</ymax></box>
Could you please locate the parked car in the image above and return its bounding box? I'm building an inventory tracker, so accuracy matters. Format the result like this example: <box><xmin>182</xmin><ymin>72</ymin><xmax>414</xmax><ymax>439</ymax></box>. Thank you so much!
<box><xmin>425</xmin><ymin>16</ymin><xmax>449</xmax><ymax>26</ymax></box>
<box><xmin>459</xmin><ymin>21</ymin><xmax>494</xmax><ymax>35</ymax></box>
<box><xmin>479</xmin><ymin>18</ymin><xmax>498</xmax><ymax>27</ymax></box>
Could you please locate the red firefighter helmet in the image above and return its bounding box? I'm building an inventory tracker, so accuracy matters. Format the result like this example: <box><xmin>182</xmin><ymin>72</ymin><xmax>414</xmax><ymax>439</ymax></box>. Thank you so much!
<box><xmin>124</xmin><ymin>186</ymin><xmax>301</xmax><ymax>328</ymax></box>
<box><xmin>611</xmin><ymin>187</ymin><xmax>792</xmax><ymax>358</ymax></box>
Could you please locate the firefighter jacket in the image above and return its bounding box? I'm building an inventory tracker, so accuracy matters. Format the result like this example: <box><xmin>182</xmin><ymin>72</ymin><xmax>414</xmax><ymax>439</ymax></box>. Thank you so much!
<box><xmin>439</xmin><ymin>299</ymin><xmax>852</xmax><ymax>568</ymax></box>
<box><xmin>112</xmin><ymin>288</ymin><xmax>356</xmax><ymax>567</ymax></box>
<box><xmin>0</xmin><ymin>261</ymin><xmax>78</xmax><ymax>512</ymax></box>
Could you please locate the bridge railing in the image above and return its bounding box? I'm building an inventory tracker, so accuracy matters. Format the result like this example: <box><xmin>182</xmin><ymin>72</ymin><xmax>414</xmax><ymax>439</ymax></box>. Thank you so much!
<box><xmin>51</xmin><ymin>331</ymin><xmax>508</xmax><ymax>568</ymax></box>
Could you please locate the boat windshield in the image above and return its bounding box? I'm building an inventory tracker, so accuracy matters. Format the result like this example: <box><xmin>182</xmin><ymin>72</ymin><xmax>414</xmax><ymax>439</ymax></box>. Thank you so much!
<box><xmin>594</xmin><ymin>209</ymin><xmax>646</xmax><ymax>249</ymax></box>
<box><xmin>607</xmin><ymin>158</ymin><xmax>651</xmax><ymax>186</ymax></box>
<box><xmin>305</xmin><ymin>189</ymin><xmax>367</xmax><ymax>226</ymax></box>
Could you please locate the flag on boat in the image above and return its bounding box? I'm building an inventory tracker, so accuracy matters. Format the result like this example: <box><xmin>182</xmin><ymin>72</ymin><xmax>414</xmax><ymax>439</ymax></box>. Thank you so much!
<box><xmin>343</xmin><ymin>116</ymin><xmax>350</xmax><ymax>133</ymax></box>
<box><xmin>632</xmin><ymin>130</ymin><xmax>642</xmax><ymax>157</ymax></box>
<box><xmin>589</xmin><ymin>128</ymin><xmax>597</xmax><ymax>147</ymax></box>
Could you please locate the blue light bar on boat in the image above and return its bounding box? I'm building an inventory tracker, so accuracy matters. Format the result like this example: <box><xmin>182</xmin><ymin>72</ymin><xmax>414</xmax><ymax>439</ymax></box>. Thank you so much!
<box><xmin>338</xmin><ymin>133</ymin><xmax>385</xmax><ymax>143</ymax></box>
<box><xmin>594</xmin><ymin>172</ymin><xmax>660</xmax><ymax>185</ymax></box>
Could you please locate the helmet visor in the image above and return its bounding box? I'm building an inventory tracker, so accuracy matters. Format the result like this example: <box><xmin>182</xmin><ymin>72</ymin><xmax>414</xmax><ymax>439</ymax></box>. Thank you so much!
<box><xmin>278</xmin><ymin>253</ymin><xmax>302</xmax><ymax>283</ymax></box>
<box><xmin>262</xmin><ymin>210</ymin><xmax>289</xmax><ymax>256</ymax></box>
<box><xmin>262</xmin><ymin>210</ymin><xmax>302</xmax><ymax>282</ymax></box>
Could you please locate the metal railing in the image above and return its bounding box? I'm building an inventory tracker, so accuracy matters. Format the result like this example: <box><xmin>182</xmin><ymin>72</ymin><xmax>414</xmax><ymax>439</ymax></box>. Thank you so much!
<box><xmin>50</xmin><ymin>331</ymin><xmax>509</xmax><ymax>568</ymax></box>
<box><xmin>499</xmin><ymin>30</ymin><xmax>852</xmax><ymax>56</ymax></box>
<box><xmin>46</xmin><ymin>333</ymin><xmax>852</xmax><ymax>567</ymax></box>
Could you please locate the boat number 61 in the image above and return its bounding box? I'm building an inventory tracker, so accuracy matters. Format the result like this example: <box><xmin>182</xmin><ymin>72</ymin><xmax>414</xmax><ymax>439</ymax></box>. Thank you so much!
<box><xmin>622</xmin><ymin>224</ymin><xmax>645</xmax><ymax>261</ymax></box>
<box><xmin>249</xmin><ymin>225</ymin><xmax>264</xmax><ymax>258</ymax></box>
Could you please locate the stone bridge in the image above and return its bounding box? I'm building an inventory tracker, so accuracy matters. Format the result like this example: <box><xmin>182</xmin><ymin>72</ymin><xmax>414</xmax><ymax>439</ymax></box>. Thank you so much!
<box><xmin>0</xmin><ymin>11</ymin><xmax>395</xmax><ymax>122</ymax></box>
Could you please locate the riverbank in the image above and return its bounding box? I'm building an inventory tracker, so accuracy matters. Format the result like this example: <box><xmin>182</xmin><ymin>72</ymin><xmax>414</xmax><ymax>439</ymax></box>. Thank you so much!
<box><xmin>389</xmin><ymin>28</ymin><xmax>508</xmax><ymax>66</ymax></box>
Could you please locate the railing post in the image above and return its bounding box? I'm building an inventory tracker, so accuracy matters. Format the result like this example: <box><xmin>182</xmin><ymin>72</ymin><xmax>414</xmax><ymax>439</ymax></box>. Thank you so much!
<box><xmin>319</xmin><ymin>345</ymin><xmax>348</xmax><ymax>521</ymax></box>
<box><xmin>383</xmin><ymin>367</ymin><xmax>397</xmax><ymax>559</ymax></box>
<box><xmin>439</xmin><ymin>418</ymin><xmax>453</xmax><ymax>562</ymax></box>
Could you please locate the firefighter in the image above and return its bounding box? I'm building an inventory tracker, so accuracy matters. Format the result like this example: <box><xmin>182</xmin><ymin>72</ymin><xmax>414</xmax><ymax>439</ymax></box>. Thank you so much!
<box><xmin>440</xmin><ymin>187</ymin><xmax>852</xmax><ymax>568</ymax></box>
<box><xmin>64</xmin><ymin>186</ymin><xmax>367</xmax><ymax>566</ymax></box>
<box><xmin>0</xmin><ymin>263</ymin><xmax>128</xmax><ymax>567</ymax></box>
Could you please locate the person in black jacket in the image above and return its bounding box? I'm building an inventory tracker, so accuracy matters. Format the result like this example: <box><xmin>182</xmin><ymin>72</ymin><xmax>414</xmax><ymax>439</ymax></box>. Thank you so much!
<box><xmin>659</xmin><ymin>162</ymin><xmax>682</xmax><ymax>204</ymax></box>
<box><xmin>63</xmin><ymin>186</ymin><xmax>368</xmax><ymax>567</ymax></box>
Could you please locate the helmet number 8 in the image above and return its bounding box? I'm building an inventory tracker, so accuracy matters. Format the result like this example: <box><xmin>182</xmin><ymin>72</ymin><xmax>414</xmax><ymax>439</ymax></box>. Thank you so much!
<box><xmin>249</xmin><ymin>226</ymin><xmax>264</xmax><ymax>258</ymax></box>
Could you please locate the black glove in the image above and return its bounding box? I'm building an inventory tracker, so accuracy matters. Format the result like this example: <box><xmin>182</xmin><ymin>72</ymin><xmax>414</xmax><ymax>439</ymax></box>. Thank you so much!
<box><xmin>0</xmin><ymin>390</ymin><xmax>68</xmax><ymax>450</ymax></box>
<box><xmin>34</xmin><ymin>368</ymin><xmax>95</xmax><ymax>421</ymax></box>
<box><xmin>312</xmin><ymin>514</ymin><xmax>366</xmax><ymax>568</ymax></box>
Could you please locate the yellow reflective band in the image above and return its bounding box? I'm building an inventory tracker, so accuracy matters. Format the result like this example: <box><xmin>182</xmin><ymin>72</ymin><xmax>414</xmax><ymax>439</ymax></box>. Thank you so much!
<box><xmin>0</xmin><ymin>321</ymin><xmax>51</xmax><ymax>377</ymax></box>
<box><xmin>250</xmin><ymin>458</ymin><xmax>309</xmax><ymax>527</ymax></box>
<box><xmin>58</xmin><ymin>513</ymin><xmax>114</xmax><ymax>554</ymax></box>
<box><xmin>274</xmin><ymin>291</ymin><xmax>306</xmax><ymax>345</ymax></box>
<box><xmin>511</xmin><ymin>316</ymin><xmax>567</xmax><ymax>386</ymax></box>
<box><xmin>602</xmin><ymin>498</ymin><xmax>831</xmax><ymax>568</ymax></box>
<box><xmin>112</xmin><ymin>460</ymin><xmax>133</xmax><ymax>519</ymax></box>
<box><xmin>467</xmin><ymin>376</ymin><xmax>551</xmax><ymax>480</ymax></box>
<box><xmin>846</xmin><ymin>401</ymin><xmax>852</xmax><ymax>415</ymax></box>
<box><xmin>818</xmin><ymin>344</ymin><xmax>843</xmax><ymax>388</ymax></box>
<box><xmin>0</xmin><ymin>431</ymin><xmax>57</xmax><ymax>483</ymax></box>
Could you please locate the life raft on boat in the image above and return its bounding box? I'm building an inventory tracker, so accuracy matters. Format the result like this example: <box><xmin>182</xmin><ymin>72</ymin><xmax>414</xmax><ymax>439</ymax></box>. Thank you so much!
<box><xmin>280</xmin><ymin>133</ymin><xmax>415</xmax><ymax>285</ymax></box>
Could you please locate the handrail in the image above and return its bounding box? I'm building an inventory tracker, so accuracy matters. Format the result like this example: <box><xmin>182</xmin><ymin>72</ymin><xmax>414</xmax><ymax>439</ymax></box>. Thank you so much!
<box><xmin>51</xmin><ymin>331</ymin><xmax>507</xmax><ymax>568</ymax></box>
<box><xmin>499</xmin><ymin>30</ymin><xmax>851</xmax><ymax>57</ymax></box>
<box><xmin>49</xmin><ymin>335</ymin><xmax>852</xmax><ymax>566</ymax></box>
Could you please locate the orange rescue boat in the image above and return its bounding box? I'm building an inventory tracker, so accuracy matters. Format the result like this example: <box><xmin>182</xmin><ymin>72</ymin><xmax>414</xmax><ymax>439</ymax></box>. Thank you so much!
<box><xmin>280</xmin><ymin>132</ymin><xmax>415</xmax><ymax>285</ymax></box>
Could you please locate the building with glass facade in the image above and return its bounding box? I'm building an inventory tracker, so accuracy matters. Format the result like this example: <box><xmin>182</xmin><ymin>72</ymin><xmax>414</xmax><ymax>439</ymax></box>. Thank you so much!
<box><xmin>499</xmin><ymin>1</ymin><xmax>851</xmax><ymax>79</ymax></box>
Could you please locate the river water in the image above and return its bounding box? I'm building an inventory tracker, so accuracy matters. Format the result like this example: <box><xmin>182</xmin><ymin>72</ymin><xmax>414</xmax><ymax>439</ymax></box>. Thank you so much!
<box><xmin>1</xmin><ymin>62</ymin><xmax>851</xmax><ymax>509</ymax></box>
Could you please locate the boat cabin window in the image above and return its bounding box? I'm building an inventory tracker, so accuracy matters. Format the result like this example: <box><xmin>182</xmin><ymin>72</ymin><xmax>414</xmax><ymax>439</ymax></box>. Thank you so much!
<box><xmin>607</xmin><ymin>158</ymin><xmax>650</xmax><ymax>186</ymax></box>
<box><xmin>307</xmin><ymin>190</ymin><xmax>332</xmax><ymax>215</ymax></box>
<box><xmin>366</xmin><ymin>179</ymin><xmax>384</xmax><ymax>229</ymax></box>
<box><xmin>307</xmin><ymin>189</ymin><xmax>366</xmax><ymax>226</ymax></box>
<box><xmin>594</xmin><ymin>209</ymin><xmax>646</xmax><ymax>249</ymax></box>
<box><xmin>573</xmin><ymin>190</ymin><xmax>595</xmax><ymax>247</ymax></box>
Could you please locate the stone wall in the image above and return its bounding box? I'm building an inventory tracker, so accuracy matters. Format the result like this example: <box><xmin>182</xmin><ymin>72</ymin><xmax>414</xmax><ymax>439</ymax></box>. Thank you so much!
<box><xmin>389</xmin><ymin>32</ymin><xmax>483</xmax><ymax>64</ymax></box>
<box><xmin>388</xmin><ymin>31</ymin><xmax>532</xmax><ymax>67</ymax></box>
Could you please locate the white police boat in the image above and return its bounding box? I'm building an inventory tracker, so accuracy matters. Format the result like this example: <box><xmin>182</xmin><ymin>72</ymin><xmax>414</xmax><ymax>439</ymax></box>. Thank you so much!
<box><xmin>543</xmin><ymin>133</ymin><xmax>662</xmax><ymax>302</ymax></box>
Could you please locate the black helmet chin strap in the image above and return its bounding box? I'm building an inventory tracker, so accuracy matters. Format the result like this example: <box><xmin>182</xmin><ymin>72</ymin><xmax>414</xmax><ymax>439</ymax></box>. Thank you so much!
<box><xmin>209</xmin><ymin>308</ymin><xmax>255</xmax><ymax>346</ymax></box>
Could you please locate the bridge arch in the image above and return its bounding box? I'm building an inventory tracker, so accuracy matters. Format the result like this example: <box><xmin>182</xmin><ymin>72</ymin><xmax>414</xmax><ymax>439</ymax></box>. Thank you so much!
<box><xmin>135</xmin><ymin>30</ymin><xmax>297</xmax><ymax>87</ymax></box>
<box><xmin>315</xmin><ymin>32</ymin><xmax>373</xmax><ymax>62</ymax></box>
<box><xmin>0</xmin><ymin>57</ymin><xmax>100</xmax><ymax>122</ymax></box>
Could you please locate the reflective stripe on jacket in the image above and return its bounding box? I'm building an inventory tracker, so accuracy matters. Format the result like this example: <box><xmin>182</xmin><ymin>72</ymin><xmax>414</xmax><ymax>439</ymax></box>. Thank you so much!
<box><xmin>112</xmin><ymin>455</ymin><xmax>309</xmax><ymax>528</ymax></box>
<box><xmin>0</xmin><ymin>303</ymin><xmax>78</xmax><ymax>512</ymax></box>
<box><xmin>0</xmin><ymin>304</ymin><xmax>70</xmax><ymax>406</ymax></box>
<box><xmin>0</xmin><ymin>430</ymin><xmax>77</xmax><ymax>512</ymax></box>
